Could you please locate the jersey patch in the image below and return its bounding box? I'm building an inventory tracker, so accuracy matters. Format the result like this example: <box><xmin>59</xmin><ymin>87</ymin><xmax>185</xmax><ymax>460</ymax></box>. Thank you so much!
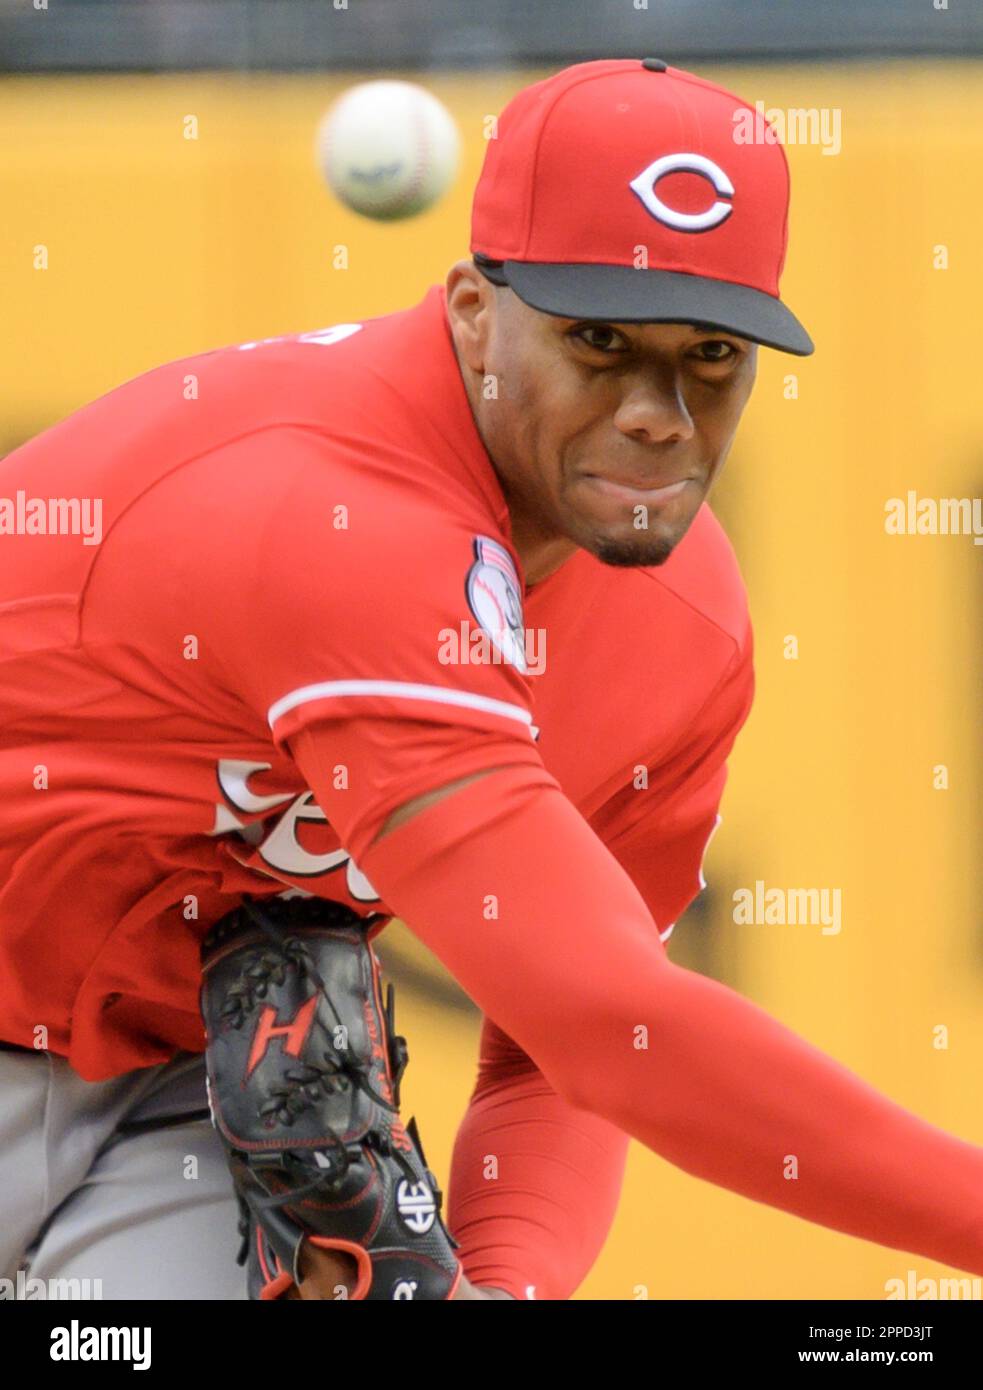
<box><xmin>466</xmin><ymin>536</ymin><xmax>528</xmax><ymax>674</ymax></box>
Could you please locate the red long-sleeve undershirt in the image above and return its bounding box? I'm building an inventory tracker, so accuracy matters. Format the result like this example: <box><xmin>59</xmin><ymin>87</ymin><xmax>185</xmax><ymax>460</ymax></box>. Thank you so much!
<box><xmin>447</xmin><ymin>1014</ymin><xmax>630</xmax><ymax>1300</ymax></box>
<box><xmin>349</xmin><ymin>763</ymin><xmax>983</xmax><ymax>1281</ymax></box>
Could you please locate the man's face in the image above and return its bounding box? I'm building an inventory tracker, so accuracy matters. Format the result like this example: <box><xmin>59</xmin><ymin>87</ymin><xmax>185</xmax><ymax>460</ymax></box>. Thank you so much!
<box><xmin>448</xmin><ymin>265</ymin><xmax>757</xmax><ymax>570</ymax></box>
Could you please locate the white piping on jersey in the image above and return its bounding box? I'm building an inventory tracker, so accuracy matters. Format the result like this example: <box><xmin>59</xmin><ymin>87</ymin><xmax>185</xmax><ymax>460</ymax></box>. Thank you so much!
<box><xmin>267</xmin><ymin>679</ymin><xmax>535</xmax><ymax>733</ymax></box>
<box><xmin>698</xmin><ymin>813</ymin><xmax>723</xmax><ymax>891</ymax></box>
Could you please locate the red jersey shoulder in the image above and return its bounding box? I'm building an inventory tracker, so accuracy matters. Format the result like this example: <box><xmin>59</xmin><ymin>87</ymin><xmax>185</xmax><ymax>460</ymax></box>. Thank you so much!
<box><xmin>111</xmin><ymin>298</ymin><xmax>425</xmax><ymax>444</ymax></box>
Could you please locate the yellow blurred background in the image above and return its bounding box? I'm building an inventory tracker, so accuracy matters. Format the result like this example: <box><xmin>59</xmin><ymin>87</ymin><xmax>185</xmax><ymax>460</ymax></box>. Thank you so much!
<box><xmin>2</xmin><ymin>62</ymin><xmax>981</xmax><ymax>1298</ymax></box>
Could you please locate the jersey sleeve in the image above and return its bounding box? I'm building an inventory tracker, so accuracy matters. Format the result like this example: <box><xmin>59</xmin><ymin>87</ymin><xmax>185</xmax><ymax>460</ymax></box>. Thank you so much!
<box><xmin>206</xmin><ymin>426</ymin><xmax>537</xmax><ymax>750</ymax></box>
<box><xmin>594</xmin><ymin>631</ymin><xmax>755</xmax><ymax>934</ymax></box>
<box><xmin>82</xmin><ymin>423</ymin><xmax>544</xmax><ymax>861</ymax></box>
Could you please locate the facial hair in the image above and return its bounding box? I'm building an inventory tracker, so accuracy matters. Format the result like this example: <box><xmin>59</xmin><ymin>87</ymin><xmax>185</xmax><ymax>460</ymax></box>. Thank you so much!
<box><xmin>591</xmin><ymin>532</ymin><xmax>677</xmax><ymax>568</ymax></box>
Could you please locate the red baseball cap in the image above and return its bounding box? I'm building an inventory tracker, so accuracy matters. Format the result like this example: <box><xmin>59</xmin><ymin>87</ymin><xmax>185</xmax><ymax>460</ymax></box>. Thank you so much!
<box><xmin>471</xmin><ymin>58</ymin><xmax>813</xmax><ymax>355</ymax></box>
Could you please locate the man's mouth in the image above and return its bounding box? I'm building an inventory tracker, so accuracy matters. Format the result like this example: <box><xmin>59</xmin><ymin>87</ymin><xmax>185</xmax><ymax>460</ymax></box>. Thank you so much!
<box><xmin>580</xmin><ymin>474</ymin><xmax>696</xmax><ymax>505</ymax></box>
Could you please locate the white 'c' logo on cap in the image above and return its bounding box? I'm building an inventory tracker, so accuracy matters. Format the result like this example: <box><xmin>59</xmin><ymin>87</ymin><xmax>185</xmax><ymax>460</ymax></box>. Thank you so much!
<box><xmin>629</xmin><ymin>153</ymin><xmax>734</xmax><ymax>232</ymax></box>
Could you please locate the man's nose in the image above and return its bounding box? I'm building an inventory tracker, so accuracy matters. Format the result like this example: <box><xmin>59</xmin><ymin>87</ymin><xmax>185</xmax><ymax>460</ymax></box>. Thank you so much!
<box><xmin>612</xmin><ymin>377</ymin><xmax>695</xmax><ymax>444</ymax></box>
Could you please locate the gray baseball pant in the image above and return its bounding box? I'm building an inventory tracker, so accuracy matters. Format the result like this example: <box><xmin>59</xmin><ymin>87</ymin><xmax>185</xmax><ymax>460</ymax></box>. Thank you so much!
<box><xmin>0</xmin><ymin>1044</ymin><xmax>247</xmax><ymax>1300</ymax></box>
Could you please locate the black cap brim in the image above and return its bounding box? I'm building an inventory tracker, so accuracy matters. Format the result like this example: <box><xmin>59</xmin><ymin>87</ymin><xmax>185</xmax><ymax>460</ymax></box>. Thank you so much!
<box><xmin>499</xmin><ymin>261</ymin><xmax>814</xmax><ymax>356</ymax></box>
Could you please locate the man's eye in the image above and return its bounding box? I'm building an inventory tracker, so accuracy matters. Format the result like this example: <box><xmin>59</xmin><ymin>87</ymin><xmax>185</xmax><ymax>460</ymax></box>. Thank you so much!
<box><xmin>693</xmin><ymin>340</ymin><xmax>738</xmax><ymax>362</ymax></box>
<box><xmin>572</xmin><ymin>325</ymin><xmax>627</xmax><ymax>353</ymax></box>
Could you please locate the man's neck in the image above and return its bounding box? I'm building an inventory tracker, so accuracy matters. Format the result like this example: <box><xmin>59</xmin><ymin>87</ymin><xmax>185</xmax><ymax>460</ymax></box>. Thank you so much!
<box><xmin>509</xmin><ymin>517</ymin><xmax>578</xmax><ymax>588</ymax></box>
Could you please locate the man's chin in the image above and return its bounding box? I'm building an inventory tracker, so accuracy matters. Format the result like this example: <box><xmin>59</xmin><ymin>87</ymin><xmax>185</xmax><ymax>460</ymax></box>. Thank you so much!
<box><xmin>580</xmin><ymin>520</ymin><xmax>687</xmax><ymax>568</ymax></box>
<box><xmin>564</xmin><ymin>494</ymin><xmax>701</xmax><ymax>568</ymax></box>
<box><xmin>592</xmin><ymin>536</ymin><xmax>675</xmax><ymax>568</ymax></box>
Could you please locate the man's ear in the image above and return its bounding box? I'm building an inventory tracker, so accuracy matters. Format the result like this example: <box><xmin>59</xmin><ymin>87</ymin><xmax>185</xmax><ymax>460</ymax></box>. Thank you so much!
<box><xmin>445</xmin><ymin>259</ymin><xmax>493</xmax><ymax>373</ymax></box>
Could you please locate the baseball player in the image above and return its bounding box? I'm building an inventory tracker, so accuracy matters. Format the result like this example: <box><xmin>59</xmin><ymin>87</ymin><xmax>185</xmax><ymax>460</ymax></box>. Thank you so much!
<box><xmin>2</xmin><ymin>59</ymin><xmax>981</xmax><ymax>1302</ymax></box>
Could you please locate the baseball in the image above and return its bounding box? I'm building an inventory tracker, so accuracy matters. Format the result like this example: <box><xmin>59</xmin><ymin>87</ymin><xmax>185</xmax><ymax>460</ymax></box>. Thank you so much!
<box><xmin>315</xmin><ymin>79</ymin><xmax>460</xmax><ymax>220</ymax></box>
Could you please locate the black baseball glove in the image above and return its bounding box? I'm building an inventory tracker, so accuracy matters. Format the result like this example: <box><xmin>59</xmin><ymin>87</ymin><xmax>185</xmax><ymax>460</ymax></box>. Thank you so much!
<box><xmin>200</xmin><ymin>896</ymin><xmax>462</xmax><ymax>1300</ymax></box>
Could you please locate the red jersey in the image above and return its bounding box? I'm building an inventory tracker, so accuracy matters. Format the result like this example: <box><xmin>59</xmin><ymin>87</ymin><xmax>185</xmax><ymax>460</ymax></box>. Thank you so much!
<box><xmin>0</xmin><ymin>286</ymin><xmax>752</xmax><ymax>1080</ymax></box>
